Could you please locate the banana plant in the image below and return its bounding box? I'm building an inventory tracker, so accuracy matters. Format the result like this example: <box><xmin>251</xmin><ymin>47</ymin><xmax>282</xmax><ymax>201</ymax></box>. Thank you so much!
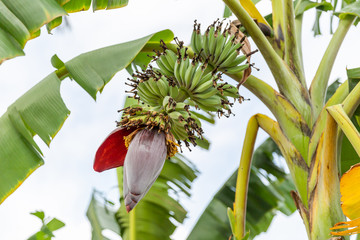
<box><xmin>219</xmin><ymin>0</ymin><xmax>360</xmax><ymax>239</ymax></box>
<box><xmin>2</xmin><ymin>0</ymin><xmax>360</xmax><ymax>240</ymax></box>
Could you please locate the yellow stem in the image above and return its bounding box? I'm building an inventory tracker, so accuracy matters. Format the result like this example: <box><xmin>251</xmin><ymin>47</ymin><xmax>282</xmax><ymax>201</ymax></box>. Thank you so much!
<box><xmin>234</xmin><ymin>115</ymin><xmax>258</xmax><ymax>239</ymax></box>
<box><xmin>234</xmin><ymin>114</ymin><xmax>308</xmax><ymax>238</ymax></box>
<box><xmin>130</xmin><ymin>207</ymin><xmax>136</xmax><ymax>240</ymax></box>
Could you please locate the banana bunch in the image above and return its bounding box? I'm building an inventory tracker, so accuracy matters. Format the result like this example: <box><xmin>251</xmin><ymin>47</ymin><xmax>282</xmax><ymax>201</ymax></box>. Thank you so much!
<box><xmin>123</xmin><ymin>24</ymin><xmax>248</xmax><ymax>146</ymax></box>
<box><xmin>191</xmin><ymin>20</ymin><xmax>250</xmax><ymax>74</ymax></box>
<box><xmin>161</xmin><ymin>96</ymin><xmax>202</xmax><ymax>144</ymax></box>
<box><xmin>136</xmin><ymin>76</ymin><xmax>171</xmax><ymax>106</ymax></box>
<box><xmin>152</xmin><ymin>43</ymin><xmax>241</xmax><ymax>113</ymax></box>
<box><xmin>119</xmin><ymin>97</ymin><xmax>203</xmax><ymax>147</ymax></box>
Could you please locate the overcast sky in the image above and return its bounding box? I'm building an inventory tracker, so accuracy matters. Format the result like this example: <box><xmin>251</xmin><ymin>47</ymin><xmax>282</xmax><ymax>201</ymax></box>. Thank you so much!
<box><xmin>0</xmin><ymin>0</ymin><xmax>359</xmax><ymax>239</ymax></box>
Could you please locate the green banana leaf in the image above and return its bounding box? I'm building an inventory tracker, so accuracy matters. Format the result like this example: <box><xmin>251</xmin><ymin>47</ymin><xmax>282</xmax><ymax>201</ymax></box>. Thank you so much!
<box><xmin>187</xmin><ymin>138</ymin><xmax>296</xmax><ymax>240</ymax></box>
<box><xmin>0</xmin><ymin>29</ymin><xmax>174</xmax><ymax>204</ymax></box>
<box><xmin>86</xmin><ymin>154</ymin><xmax>198</xmax><ymax>240</ymax></box>
<box><xmin>340</xmin><ymin>67</ymin><xmax>360</xmax><ymax>174</ymax></box>
<box><xmin>294</xmin><ymin>0</ymin><xmax>333</xmax><ymax>17</ymax></box>
<box><xmin>28</xmin><ymin>210</ymin><xmax>65</xmax><ymax>240</ymax></box>
<box><xmin>86</xmin><ymin>191</ymin><xmax>121</xmax><ymax>240</ymax></box>
<box><xmin>115</xmin><ymin>154</ymin><xmax>198</xmax><ymax>240</ymax></box>
<box><xmin>0</xmin><ymin>0</ymin><xmax>129</xmax><ymax>64</ymax></box>
<box><xmin>335</xmin><ymin>0</ymin><xmax>360</xmax><ymax>19</ymax></box>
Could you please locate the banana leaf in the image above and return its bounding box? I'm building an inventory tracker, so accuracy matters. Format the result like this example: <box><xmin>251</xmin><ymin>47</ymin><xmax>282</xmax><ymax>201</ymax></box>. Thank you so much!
<box><xmin>86</xmin><ymin>192</ymin><xmax>120</xmax><ymax>240</ymax></box>
<box><xmin>0</xmin><ymin>29</ymin><xmax>174</xmax><ymax>204</ymax></box>
<box><xmin>340</xmin><ymin>67</ymin><xmax>360</xmax><ymax>174</ymax></box>
<box><xmin>187</xmin><ymin>138</ymin><xmax>296</xmax><ymax>240</ymax></box>
<box><xmin>0</xmin><ymin>0</ymin><xmax>129</xmax><ymax>64</ymax></box>
<box><xmin>116</xmin><ymin>154</ymin><xmax>199</xmax><ymax>240</ymax></box>
<box><xmin>85</xmin><ymin>154</ymin><xmax>198</xmax><ymax>240</ymax></box>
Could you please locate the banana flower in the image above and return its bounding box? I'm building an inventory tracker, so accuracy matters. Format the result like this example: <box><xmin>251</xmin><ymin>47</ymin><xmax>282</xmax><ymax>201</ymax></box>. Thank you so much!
<box><xmin>331</xmin><ymin>163</ymin><xmax>360</xmax><ymax>236</ymax></box>
<box><xmin>94</xmin><ymin>128</ymin><xmax>169</xmax><ymax>212</ymax></box>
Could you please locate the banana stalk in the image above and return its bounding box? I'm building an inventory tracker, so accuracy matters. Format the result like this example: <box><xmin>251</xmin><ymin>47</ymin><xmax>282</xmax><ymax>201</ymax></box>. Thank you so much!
<box><xmin>310</xmin><ymin>15</ymin><xmax>355</xmax><ymax>120</ymax></box>
<box><xmin>223</xmin><ymin>0</ymin><xmax>312</xmax><ymax>127</ymax></box>
<box><xmin>232</xmin><ymin>114</ymin><xmax>308</xmax><ymax>239</ymax></box>
<box><xmin>308</xmin><ymin>112</ymin><xmax>345</xmax><ymax>240</ymax></box>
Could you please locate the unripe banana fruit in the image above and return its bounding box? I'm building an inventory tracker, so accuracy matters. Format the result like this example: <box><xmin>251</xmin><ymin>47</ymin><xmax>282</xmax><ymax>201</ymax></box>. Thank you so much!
<box><xmin>191</xmin><ymin>19</ymin><xmax>253</xmax><ymax>75</ymax></box>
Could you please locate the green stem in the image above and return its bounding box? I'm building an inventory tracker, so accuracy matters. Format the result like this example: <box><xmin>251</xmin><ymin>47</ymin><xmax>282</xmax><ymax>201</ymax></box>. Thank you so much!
<box><xmin>308</xmin><ymin>80</ymin><xmax>349</xmax><ymax>166</ymax></box>
<box><xmin>284</xmin><ymin>0</ymin><xmax>306</xmax><ymax>86</ymax></box>
<box><xmin>343</xmin><ymin>79</ymin><xmax>360</xmax><ymax>116</ymax></box>
<box><xmin>231</xmin><ymin>73</ymin><xmax>310</xmax><ymax>162</ymax></box>
<box><xmin>327</xmin><ymin>105</ymin><xmax>360</xmax><ymax>157</ymax></box>
<box><xmin>295</xmin><ymin>15</ymin><xmax>304</xmax><ymax>70</ymax></box>
<box><xmin>55</xmin><ymin>66</ymin><xmax>69</xmax><ymax>80</ymax></box>
<box><xmin>223</xmin><ymin>0</ymin><xmax>312</xmax><ymax>127</ymax></box>
<box><xmin>271</xmin><ymin>0</ymin><xmax>285</xmax><ymax>58</ymax></box>
<box><xmin>310</xmin><ymin>15</ymin><xmax>355</xmax><ymax>121</ymax></box>
<box><xmin>234</xmin><ymin>114</ymin><xmax>309</xmax><ymax>239</ymax></box>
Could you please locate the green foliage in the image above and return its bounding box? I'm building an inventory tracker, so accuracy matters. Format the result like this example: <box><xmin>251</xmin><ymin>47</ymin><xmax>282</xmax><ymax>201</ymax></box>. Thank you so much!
<box><xmin>340</xmin><ymin>67</ymin><xmax>360</xmax><ymax>174</ymax></box>
<box><xmin>0</xmin><ymin>30</ymin><xmax>174</xmax><ymax>204</ymax></box>
<box><xmin>187</xmin><ymin>138</ymin><xmax>296</xmax><ymax>240</ymax></box>
<box><xmin>294</xmin><ymin>0</ymin><xmax>333</xmax><ymax>17</ymax></box>
<box><xmin>0</xmin><ymin>0</ymin><xmax>129</xmax><ymax>63</ymax></box>
<box><xmin>86</xmin><ymin>192</ymin><xmax>120</xmax><ymax>240</ymax></box>
<box><xmin>116</xmin><ymin>154</ymin><xmax>198</xmax><ymax>240</ymax></box>
<box><xmin>28</xmin><ymin>211</ymin><xmax>65</xmax><ymax>240</ymax></box>
<box><xmin>85</xmin><ymin>154</ymin><xmax>198</xmax><ymax>240</ymax></box>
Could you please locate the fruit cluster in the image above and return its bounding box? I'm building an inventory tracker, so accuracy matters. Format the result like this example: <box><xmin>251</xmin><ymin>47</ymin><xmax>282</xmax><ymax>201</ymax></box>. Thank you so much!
<box><xmin>122</xmin><ymin>20</ymin><xmax>254</xmax><ymax>150</ymax></box>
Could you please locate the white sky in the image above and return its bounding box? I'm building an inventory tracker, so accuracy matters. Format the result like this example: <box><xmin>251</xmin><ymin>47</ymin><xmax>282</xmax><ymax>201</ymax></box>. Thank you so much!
<box><xmin>0</xmin><ymin>0</ymin><xmax>359</xmax><ymax>239</ymax></box>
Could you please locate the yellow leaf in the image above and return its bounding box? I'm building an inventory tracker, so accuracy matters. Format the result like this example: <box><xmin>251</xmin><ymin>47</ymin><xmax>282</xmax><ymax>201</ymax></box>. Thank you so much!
<box><xmin>239</xmin><ymin>0</ymin><xmax>269</xmax><ymax>26</ymax></box>
<box><xmin>331</xmin><ymin>163</ymin><xmax>360</xmax><ymax>236</ymax></box>
<box><xmin>340</xmin><ymin>163</ymin><xmax>360</xmax><ymax>220</ymax></box>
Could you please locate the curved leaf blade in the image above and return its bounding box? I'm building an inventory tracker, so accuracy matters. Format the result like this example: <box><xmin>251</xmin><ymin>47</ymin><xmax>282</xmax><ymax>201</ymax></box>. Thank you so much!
<box><xmin>0</xmin><ymin>29</ymin><xmax>174</xmax><ymax>204</ymax></box>
<box><xmin>0</xmin><ymin>73</ymin><xmax>68</xmax><ymax>204</ymax></box>
<box><xmin>335</xmin><ymin>1</ymin><xmax>360</xmax><ymax>19</ymax></box>
<box><xmin>0</xmin><ymin>0</ymin><xmax>131</xmax><ymax>63</ymax></box>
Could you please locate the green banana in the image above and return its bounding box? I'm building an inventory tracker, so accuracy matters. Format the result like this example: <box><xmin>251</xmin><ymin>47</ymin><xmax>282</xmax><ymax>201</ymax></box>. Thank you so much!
<box><xmin>191</xmin><ymin>28</ymin><xmax>199</xmax><ymax>53</ymax></box>
<box><xmin>173</xmin><ymin>58</ymin><xmax>182</xmax><ymax>86</ymax></box>
<box><xmin>214</xmin><ymin>34</ymin><xmax>235</xmax><ymax>66</ymax></box>
<box><xmin>193</xmin><ymin>87</ymin><xmax>217</xmax><ymax>99</ymax></box>
<box><xmin>137</xmin><ymin>86</ymin><xmax>160</xmax><ymax>106</ymax></box>
<box><xmin>164</xmin><ymin>49</ymin><xmax>177</xmax><ymax>68</ymax></box>
<box><xmin>162</xmin><ymin>96</ymin><xmax>171</xmax><ymax>109</ymax></box>
<box><xmin>147</xmin><ymin>79</ymin><xmax>162</xmax><ymax>97</ymax></box>
<box><xmin>157</xmin><ymin>77</ymin><xmax>170</xmax><ymax>97</ymax></box>
<box><xmin>185</xmin><ymin>61</ymin><xmax>198</xmax><ymax>89</ymax></box>
<box><xmin>169</xmin><ymin>85</ymin><xmax>179</xmax><ymax>100</ymax></box>
<box><xmin>156</xmin><ymin>59</ymin><xmax>173</xmax><ymax>76</ymax></box>
<box><xmin>213</xmin><ymin>31</ymin><xmax>228</xmax><ymax>63</ymax></box>
<box><xmin>159</xmin><ymin>54</ymin><xmax>174</xmax><ymax>73</ymax></box>
<box><xmin>225</xmin><ymin>64</ymin><xmax>250</xmax><ymax>74</ymax></box>
<box><xmin>218</xmin><ymin>42</ymin><xmax>242</xmax><ymax>69</ymax></box>
<box><xmin>208</xmin><ymin>27</ymin><xmax>217</xmax><ymax>57</ymax></box>
<box><xmin>192</xmin><ymin>71</ymin><xmax>215</xmax><ymax>91</ymax></box>
<box><xmin>179</xmin><ymin>57</ymin><xmax>190</xmax><ymax>87</ymax></box>
<box><xmin>188</xmin><ymin>65</ymin><xmax>205</xmax><ymax>91</ymax></box>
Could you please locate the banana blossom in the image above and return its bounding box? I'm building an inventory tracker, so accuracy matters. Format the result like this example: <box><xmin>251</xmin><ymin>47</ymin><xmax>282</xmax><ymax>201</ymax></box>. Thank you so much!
<box><xmin>94</xmin><ymin>128</ymin><xmax>168</xmax><ymax>212</ymax></box>
<box><xmin>331</xmin><ymin>163</ymin><xmax>360</xmax><ymax>236</ymax></box>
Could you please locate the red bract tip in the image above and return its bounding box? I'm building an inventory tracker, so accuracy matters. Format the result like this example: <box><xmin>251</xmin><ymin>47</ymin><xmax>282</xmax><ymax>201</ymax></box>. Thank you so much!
<box><xmin>93</xmin><ymin>128</ymin><xmax>134</xmax><ymax>172</ymax></box>
<box><xmin>126</xmin><ymin>205</ymin><xmax>131</xmax><ymax>213</ymax></box>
